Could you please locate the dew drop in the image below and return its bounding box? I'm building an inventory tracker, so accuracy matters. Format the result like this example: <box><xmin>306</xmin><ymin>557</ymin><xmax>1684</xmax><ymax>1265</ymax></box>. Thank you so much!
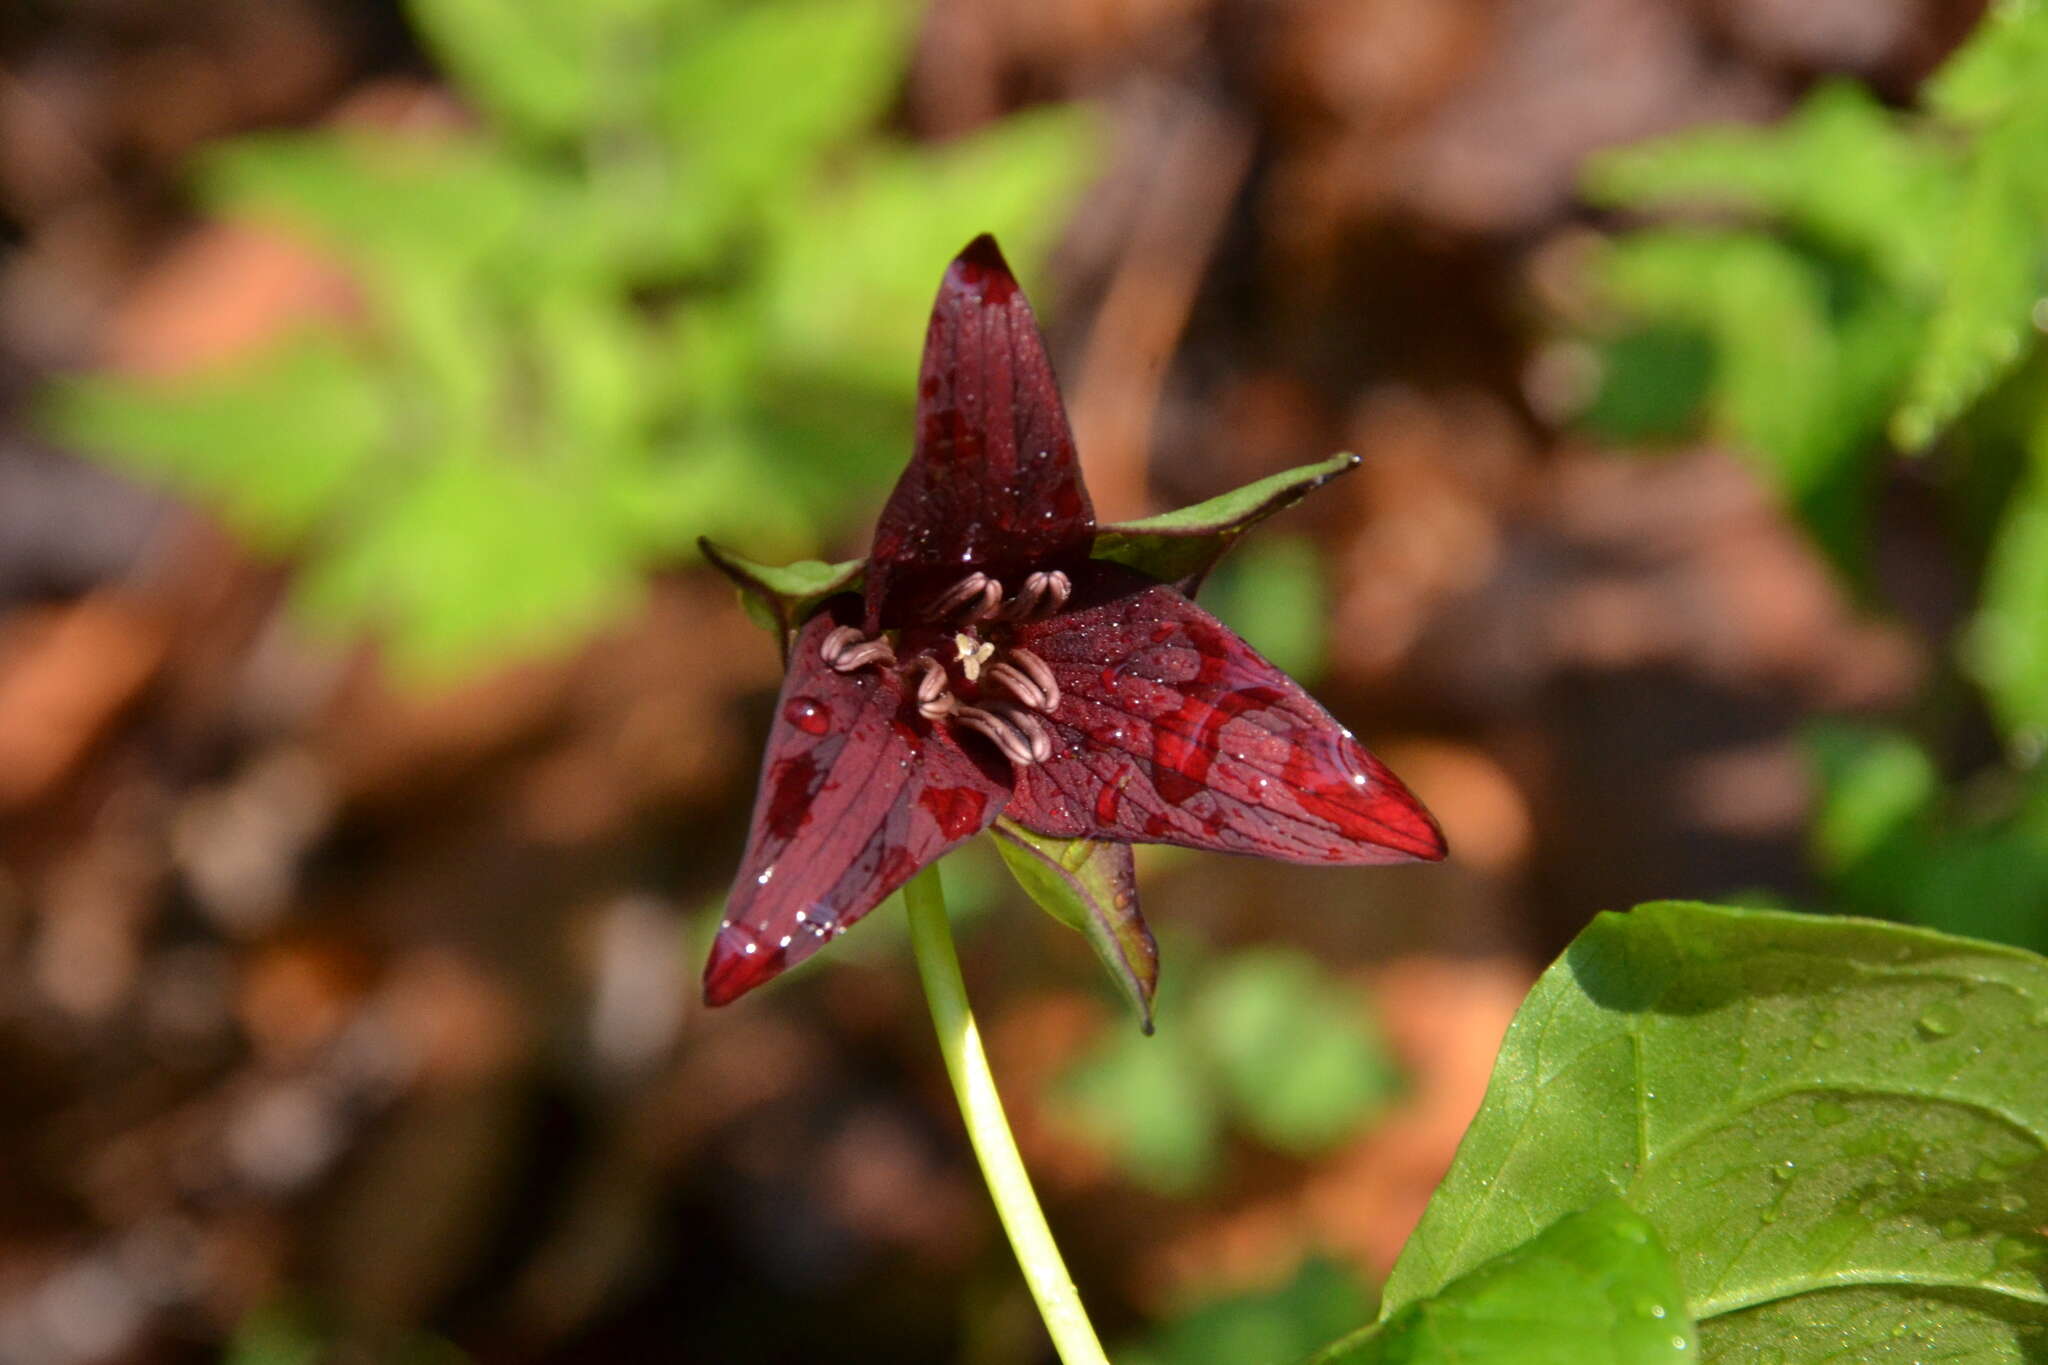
<box><xmin>1917</xmin><ymin>1000</ymin><xmax>1963</xmax><ymax>1038</ymax></box>
<box><xmin>1771</xmin><ymin>1159</ymin><xmax>1797</xmax><ymax>1182</ymax></box>
<box><xmin>1814</xmin><ymin>1099</ymin><xmax>1850</xmax><ymax>1126</ymax></box>
<box><xmin>784</xmin><ymin>696</ymin><xmax>832</xmax><ymax>735</ymax></box>
<box><xmin>1810</xmin><ymin>1030</ymin><xmax>1838</xmax><ymax>1050</ymax></box>
<box><xmin>1993</xmin><ymin>1188</ymin><xmax>2027</xmax><ymax>1214</ymax></box>
<box><xmin>1941</xmin><ymin>1217</ymin><xmax>1974</xmax><ymax>1240</ymax></box>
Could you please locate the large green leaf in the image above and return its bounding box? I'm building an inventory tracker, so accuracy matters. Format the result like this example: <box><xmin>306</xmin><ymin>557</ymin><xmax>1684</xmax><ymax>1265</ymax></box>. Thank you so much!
<box><xmin>1094</xmin><ymin>453</ymin><xmax>1361</xmax><ymax>594</ymax></box>
<box><xmin>1317</xmin><ymin>1201</ymin><xmax>1695</xmax><ymax>1365</ymax></box>
<box><xmin>1381</xmin><ymin>902</ymin><xmax>2048</xmax><ymax>1364</ymax></box>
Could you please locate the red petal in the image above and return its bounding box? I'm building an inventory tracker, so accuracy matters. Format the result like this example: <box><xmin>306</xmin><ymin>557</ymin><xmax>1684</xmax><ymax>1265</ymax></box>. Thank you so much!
<box><xmin>1002</xmin><ymin>567</ymin><xmax>1445</xmax><ymax>864</ymax></box>
<box><xmin>706</xmin><ymin>604</ymin><xmax>1012</xmax><ymax>1005</ymax></box>
<box><xmin>865</xmin><ymin>235</ymin><xmax>1095</xmax><ymax>628</ymax></box>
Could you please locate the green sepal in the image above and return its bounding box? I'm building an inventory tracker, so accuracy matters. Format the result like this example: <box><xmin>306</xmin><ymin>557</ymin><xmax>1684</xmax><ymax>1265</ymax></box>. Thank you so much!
<box><xmin>699</xmin><ymin>537</ymin><xmax>864</xmax><ymax>662</ymax></box>
<box><xmin>991</xmin><ymin>820</ymin><xmax>1157</xmax><ymax>1033</ymax></box>
<box><xmin>1093</xmin><ymin>452</ymin><xmax>1361</xmax><ymax>594</ymax></box>
<box><xmin>1313</xmin><ymin>1201</ymin><xmax>1696</xmax><ymax>1365</ymax></box>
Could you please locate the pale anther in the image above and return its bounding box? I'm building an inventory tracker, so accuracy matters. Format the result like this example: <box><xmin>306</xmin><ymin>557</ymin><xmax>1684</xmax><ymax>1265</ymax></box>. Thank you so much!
<box><xmin>1005</xmin><ymin>647</ymin><xmax>1060</xmax><ymax>711</ymax></box>
<box><xmin>930</xmin><ymin>572</ymin><xmax>1003</xmax><ymax>623</ymax></box>
<box><xmin>985</xmin><ymin>661</ymin><xmax>1050</xmax><ymax>712</ymax></box>
<box><xmin>819</xmin><ymin>625</ymin><xmax>864</xmax><ymax>665</ymax></box>
<box><xmin>953</xmin><ymin>705</ymin><xmax>1039</xmax><ymax>767</ymax></box>
<box><xmin>912</xmin><ymin>655</ymin><xmax>949</xmax><ymax>703</ymax></box>
<box><xmin>954</xmin><ymin>632</ymin><xmax>996</xmax><ymax>682</ymax></box>
<box><xmin>999</xmin><ymin>706</ymin><xmax>1055</xmax><ymax>763</ymax></box>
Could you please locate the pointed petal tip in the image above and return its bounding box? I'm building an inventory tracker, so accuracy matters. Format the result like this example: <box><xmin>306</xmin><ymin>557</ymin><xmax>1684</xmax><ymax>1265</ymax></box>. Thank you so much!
<box><xmin>701</xmin><ymin>923</ymin><xmax>787</xmax><ymax>1008</ymax></box>
<box><xmin>955</xmin><ymin>232</ymin><xmax>1007</xmax><ymax>270</ymax></box>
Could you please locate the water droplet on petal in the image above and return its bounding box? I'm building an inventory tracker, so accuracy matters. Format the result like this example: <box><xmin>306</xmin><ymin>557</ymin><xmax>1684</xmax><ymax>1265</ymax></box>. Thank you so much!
<box><xmin>784</xmin><ymin>697</ymin><xmax>832</xmax><ymax>734</ymax></box>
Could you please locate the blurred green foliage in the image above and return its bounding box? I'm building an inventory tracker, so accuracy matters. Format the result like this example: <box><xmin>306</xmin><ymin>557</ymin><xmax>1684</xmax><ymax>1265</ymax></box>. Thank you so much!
<box><xmin>1055</xmin><ymin>944</ymin><xmax>1401</xmax><ymax>1193</ymax></box>
<box><xmin>48</xmin><ymin>0</ymin><xmax>1093</xmax><ymax>681</ymax></box>
<box><xmin>1574</xmin><ymin>0</ymin><xmax>2048</xmax><ymax>948</ymax></box>
<box><xmin>1122</xmin><ymin>1259</ymin><xmax>1374</xmax><ymax>1365</ymax></box>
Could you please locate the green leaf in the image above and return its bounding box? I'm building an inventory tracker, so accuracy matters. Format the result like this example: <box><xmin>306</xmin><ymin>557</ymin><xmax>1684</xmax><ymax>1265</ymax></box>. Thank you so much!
<box><xmin>758</xmin><ymin>108</ymin><xmax>1097</xmax><ymax>392</ymax></box>
<box><xmin>662</xmin><ymin>0</ymin><xmax>908</xmax><ymax>215</ymax></box>
<box><xmin>1194</xmin><ymin>948</ymin><xmax>1398</xmax><ymax>1155</ymax></box>
<box><xmin>407</xmin><ymin>0</ymin><xmax>607</xmax><ymax>140</ymax></box>
<box><xmin>1924</xmin><ymin>0</ymin><xmax>2048</xmax><ymax>127</ymax></box>
<box><xmin>1891</xmin><ymin>111</ymin><xmax>2048</xmax><ymax>450</ymax></box>
<box><xmin>1381</xmin><ymin>902</ymin><xmax>2048</xmax><ymax>1364</ymax></box>
<box><xmin>1585</xmin><ymin>81</ymin><xmax>1953</xmax><ymax>290</ymax></box>
<box><xmin>1123</xmin><ymin>1259</ymin><xmax>1373</xmax><ymax>1365</ymax></box>
<box><xmin>1317</xmin><ymin>1201</ymin><xmax>1695</xmax><ymax>1365</ymax></box>
<box><xmin>297</xmin><ymin>455</ymin><xmax>638</xmax><ymax>681</ymax></box>
<box><xmin>698</xmin><ymin>539</ymin><xmax>863</xmax><ymax>658</ymax></box>
<box><xmin>1806</xmin><ymin>723</ymin><xmax>1939</xmax><ymax>875</ymax></box>
<box><xmin>991</xmin><ymin>821</ymin><xmax>1157</xmax><ymax>1031</ymax></box>
<box><xmin>1094</xmin><ymin>453</ymin><xmax>1361</xmax><ymax>593</ymax></box>
<box><xmin>1964</xmin><ymin>444</ymin><xmax>2048</xmax><ymax>748</ymax></box>
<box><xmin>1055</xmin><ymin>1004</ymin><xmax>1222</xmax><ymax>1194</ymax></box>
<box><xmin>43</xmin><ymin>335</ymin><xmax>384</xmax><ymax>547</ymax></box>
<box><xmin>1598</xmin><ymin>230</ymin><xmax>1918</xmax><ymax>570</ymax></box>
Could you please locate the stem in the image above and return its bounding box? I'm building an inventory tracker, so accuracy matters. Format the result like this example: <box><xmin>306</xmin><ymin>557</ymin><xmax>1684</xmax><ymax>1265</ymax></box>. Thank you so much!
<box><xmin>903</xmin><ymin>864</ymin><xmax>1112</xmax><ymax>1365</ymax></box>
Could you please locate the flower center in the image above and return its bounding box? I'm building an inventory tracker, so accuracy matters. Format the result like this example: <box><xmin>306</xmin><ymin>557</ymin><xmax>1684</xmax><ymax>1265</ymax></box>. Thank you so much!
<box><xmin>819</xmin><ymin>570</ymin><xmax>1070</xmax><ymax>767</ymax></box>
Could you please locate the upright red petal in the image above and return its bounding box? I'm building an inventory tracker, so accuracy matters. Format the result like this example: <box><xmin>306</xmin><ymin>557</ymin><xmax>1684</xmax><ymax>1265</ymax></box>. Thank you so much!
<box><xmin>1001</xmin><ymin>566</ymin><xmax>1446</xmax><ymax>864</ymax></box>
<box><xmin>705</xmin><ymin>603</ymin><xmax>1013</xmax><ymax>1006</ymax></box>
<box><xmin>865</xmin><ymin>235</ymin><xmax>1096</xmax><ymax>628</ymax></box>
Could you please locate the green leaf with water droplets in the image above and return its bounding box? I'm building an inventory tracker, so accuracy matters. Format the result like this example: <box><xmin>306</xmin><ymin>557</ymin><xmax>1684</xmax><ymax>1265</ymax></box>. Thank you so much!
<box><xmin>1093</xmin><ymin>452</ymin><xmax>1361</xmax><ymax>594</ymax></box>
<box><xmin>1315</xmin><ymin>1201</ymin><xmax>1694</xmax><ymax>1364</ymax></box>
<box><xmin>1379</xmin><ymin>902</ymin><xmax>2048</xmax><ymax>1365</ymax></box>
<box><xmin>992</xmin><ymin>821</ymin><xmax>1156</xmax><ymax>1031</ymax></box>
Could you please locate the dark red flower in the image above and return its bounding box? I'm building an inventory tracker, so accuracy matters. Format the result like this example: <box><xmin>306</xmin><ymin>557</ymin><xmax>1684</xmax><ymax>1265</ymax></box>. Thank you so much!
<box><xmin>702</xmin><ymin>235</ymin><xmax>1444</xmax><ymax>1012</ymax></box>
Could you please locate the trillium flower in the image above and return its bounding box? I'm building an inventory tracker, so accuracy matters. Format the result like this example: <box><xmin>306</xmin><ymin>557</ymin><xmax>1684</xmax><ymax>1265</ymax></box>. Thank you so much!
<box><xmin>702</xmin><ymin>235</ymin><xmax>1444</xmax><ymax>1024</ymax></box>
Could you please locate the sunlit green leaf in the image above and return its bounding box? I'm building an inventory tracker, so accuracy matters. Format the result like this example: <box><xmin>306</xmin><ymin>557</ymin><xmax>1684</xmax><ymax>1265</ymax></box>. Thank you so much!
<box><xmin>45</xmin><ymin>336</ymin><xmax>383</xmax><ymax>548</ymax></box>
<box><xmin>1924</xmin><ymin>0</ymin><xmax>2048</xmax><ymax>126</ymax></box>
<box><xmin>1891</xmin><ymin>110</ymin><xmax>2048</xmax><ymax>450</ymax></box>
<box><xmin>1318</xmin><ymin>1202</ymin><xmax>1695</xmax><ymax>1365</ymax></box>
<box><xmin>1095</xmin><ymin>453</ymin><xmax>1361</xmax><ymax>594</ymax></box>
<box><xmin>1382</xmin><ymin>902</ymin><xmax>2048</xmax><ymax>1364</ymax></box>
<box><xmin>698</xmin><ymin>539</ymin><xmax>863</xmax><ymax>655</ymax></box>
<box><xmin>1200</xmin><ymin>534</ymin><xmax>1327</xmax><ymax>680</ymax></box>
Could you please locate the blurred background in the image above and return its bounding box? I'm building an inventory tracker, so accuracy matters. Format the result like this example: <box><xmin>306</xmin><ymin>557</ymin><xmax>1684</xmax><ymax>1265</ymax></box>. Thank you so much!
<box><xmin>3</xmin><ymin>0</ymin><xmax>2046</xmax><ymax>1360</ymax></box>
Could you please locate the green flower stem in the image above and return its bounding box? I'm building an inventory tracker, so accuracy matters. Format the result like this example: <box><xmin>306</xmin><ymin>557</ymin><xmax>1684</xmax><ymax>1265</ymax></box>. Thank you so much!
<box><xmin>903</xmin><ymin>864</ymin><xmax>1112</xmax><ymax>1365</ymax></box>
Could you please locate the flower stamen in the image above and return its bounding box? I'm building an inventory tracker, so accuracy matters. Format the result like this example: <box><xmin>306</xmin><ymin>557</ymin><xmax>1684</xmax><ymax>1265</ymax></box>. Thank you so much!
<box><xmin>1000</xmin><ymin>569</ymin><xmax>1071</xmax><ymax>620</ymax></box>
<box><xmin>930</xmin><ymin>572</ymin><xmax>1003</xmax><ymax>623</ymax></box>
<box><xmin>985</xmin><ymin>661</ymin><xmax>1051</xmax><ymax>713</ymax></box>
<box><xmin>819</xmin><ymin>624</ymin><xmax>896</xmax><ymax>672</ymax></box>
<box><xmin>952</xmin><ymin>705</ymin><xmax>1042</xmax><ymax>767</ymax></box>
<box><xmin>1003</xmin><ymin>647</ymin><xmax>1060</xmax><ymax>711</ymax></box>
<box><xmin>911</xmin><ymin>655</ymin><xmax>956</xmax><ymax>720</ymax></box>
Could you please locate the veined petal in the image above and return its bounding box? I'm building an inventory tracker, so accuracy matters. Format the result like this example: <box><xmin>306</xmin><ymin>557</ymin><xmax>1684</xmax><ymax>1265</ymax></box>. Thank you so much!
<box><xmin>706</xmin><ymin>601</ymin><xmax>1012</xmax><ymax>1005</ymax></box>
<box><xmin>865</xmin><ymin>234</ymin><xmax>1095</xmax><ymax>628</ymax></box>
<box><xmin>1002</xmin><ymin>566</ymin><xmax>1445</xmax><ymax>864</ymax></box>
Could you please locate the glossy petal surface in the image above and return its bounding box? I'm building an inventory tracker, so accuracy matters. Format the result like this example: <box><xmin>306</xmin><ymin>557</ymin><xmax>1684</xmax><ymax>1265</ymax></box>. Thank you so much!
<box><xmin>706</xmin><ymin>600</ymin><xmax>1011</xmax><ymax>1005</ymax></box>
<box><xmin>865</xmin><ymin>234</ymin><xmax>1094</xmax><ymax>628</ymax></box>
<box><xmin>1003</xmin><ymin>566</ymin><xmax>1445</xmax><ymax>864</ymax></box>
